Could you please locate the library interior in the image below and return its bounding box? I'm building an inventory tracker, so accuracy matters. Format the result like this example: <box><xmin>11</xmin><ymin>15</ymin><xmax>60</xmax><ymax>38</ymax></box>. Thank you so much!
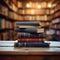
<box><xmin>0</xmin><ymin>0</ymin><xmax>60</xmax><ymax>60</ymax></box>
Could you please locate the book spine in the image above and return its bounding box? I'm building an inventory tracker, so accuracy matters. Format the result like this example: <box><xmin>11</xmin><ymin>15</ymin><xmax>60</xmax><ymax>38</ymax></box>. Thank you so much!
<box><xmin>18</xmin><ymin>38</ymin><xmax>44</xmax><ymax>42</ymax></box>
<box><xmin>15</xmin><ymin>42</ymin><xmax>49</xmax><ymax>47</ymax></box>
<box><xmin>14</xmin><ymin>28</ymin><xmax>37</xmax><ymax>33</ymax></box>
<box><xmin>19</xmin><ymin>33</ymin><xmax>40</xmax><ymax>38</ymax></box>
<box><xmin>16</xmin><ymin>22</ymin><xmax>40</xmax><ymax>26</ymax></box>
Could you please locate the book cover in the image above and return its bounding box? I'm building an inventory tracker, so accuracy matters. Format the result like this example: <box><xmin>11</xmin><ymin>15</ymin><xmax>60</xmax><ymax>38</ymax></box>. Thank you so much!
<box><xmin>16</xmin><ymin>22</ymin><xmax>40</xmax><ymax>26</ymax></box>
<box><xmin>15</xmin><ymin>42</ymin><xmax>49</xmax><ymax>47</ymax></box>
<box><xmin>18</xmin><ymin>38</ymin><xmax>44</xmax><ymax>42</ymax></box>
<box><xmin>14</xmin><ymin>28</ymin><xmax>37</xmax><ymax>33</ymax></box>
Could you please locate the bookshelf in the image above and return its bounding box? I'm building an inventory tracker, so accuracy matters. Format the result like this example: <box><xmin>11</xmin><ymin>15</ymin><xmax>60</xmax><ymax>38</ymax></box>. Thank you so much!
<box><xmin>0</xmin><ymin>0</ymin><xmax>18</xmax><ymax>40</ymax></box>
<box><xmin>48</xmin><ymin>3</ymin><xmax>60</xmax><ymax>41</ymax></box>
<box><xmin>51</xmin><ymin>18</ymin><xmax>60</xmax><ymax>33</ymax></box>
<box><xmin>0</xmin><ymin>0</ymin><xmax>59</xmax><ymax>41</ymax></box>
<box><xmin>17</xmin><ymin>1</ymin><xmax>53</xmax><ymax>21</ymax></box>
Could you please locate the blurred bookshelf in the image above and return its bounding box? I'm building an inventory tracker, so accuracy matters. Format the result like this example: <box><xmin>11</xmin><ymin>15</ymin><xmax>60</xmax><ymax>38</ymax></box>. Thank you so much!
<box><xmin>47</xmin><ymin>3</ymin><xmax>60</xmax><ymax>41</ymax></box>
<box><xmin>0</xmin><ymin>0</ymin><xmax>18</xmax><ymax>40</ymax></box>
<box><xmin>0</xmin><ymin>0</ymin><xmax>60</xmax><ymax>41</ymax></box>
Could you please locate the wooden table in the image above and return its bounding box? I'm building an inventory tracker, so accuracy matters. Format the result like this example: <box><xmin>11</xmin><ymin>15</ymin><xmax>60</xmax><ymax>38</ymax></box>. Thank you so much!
<box><xmin>0</xmin><ymin>47</ymin><xmax>60</xmax><ymax>60</ymax></box>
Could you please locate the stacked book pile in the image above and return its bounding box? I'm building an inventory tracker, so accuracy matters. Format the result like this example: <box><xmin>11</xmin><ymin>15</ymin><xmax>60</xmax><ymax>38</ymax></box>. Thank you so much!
<box><xmin>14</xmin><ymin>22</ymin><xmax>49</xmax><ymax>47</ymax></box>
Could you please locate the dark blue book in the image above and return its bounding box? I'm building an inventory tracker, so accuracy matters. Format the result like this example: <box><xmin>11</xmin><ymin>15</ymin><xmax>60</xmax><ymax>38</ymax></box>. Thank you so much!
<box><xmin>20</xmin><ymin>33</ymin><xmax>30</xmax><ymax>38</ymax></box>
<box><xmin>56</xmin><ymin>36</ymin><xmax>60</xmax><ymax>41</ymax></box>
<box><xmin>15</xmin><ymin>42</ymin><xmax>49</xmax><ymax>47</ymax></box>
<box><xmin>14</xmin><ymin>28</ymin><xmax>37</xmax><ymax>33</ymax></box>
<box><xmin>16</xmin><ymin>22</ymin><xmax>40</xmax><ymax>26</ymax></box>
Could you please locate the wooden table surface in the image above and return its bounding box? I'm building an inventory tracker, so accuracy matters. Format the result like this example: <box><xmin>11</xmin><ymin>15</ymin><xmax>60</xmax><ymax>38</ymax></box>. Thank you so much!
<box><xmin>0</xmin><ymin>41</ymin><xmax>60</xmax><ymax>55</ymax></box>
<box><xmin>0</xmin><ymin>47</ymin><xmax>60</xmax><ymax>55</ymax></box>
<box><xmin>0</xmin><ymin>41</ymin><xmax>60</xmax><ymax>60</ymax></box>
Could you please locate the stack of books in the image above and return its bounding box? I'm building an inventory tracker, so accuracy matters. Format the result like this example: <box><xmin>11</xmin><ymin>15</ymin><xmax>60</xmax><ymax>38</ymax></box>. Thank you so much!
<box><xmin>14</xmin><ymin>21</ymin><xmax>49</xmax><ymax>47</ymax></box>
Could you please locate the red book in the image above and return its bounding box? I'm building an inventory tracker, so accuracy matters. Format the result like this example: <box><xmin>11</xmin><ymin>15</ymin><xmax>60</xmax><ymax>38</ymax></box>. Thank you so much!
<box><xmin>18</xmin><ymin>38</ymin><xmax>44</xmax><ymax>42</ymax></box>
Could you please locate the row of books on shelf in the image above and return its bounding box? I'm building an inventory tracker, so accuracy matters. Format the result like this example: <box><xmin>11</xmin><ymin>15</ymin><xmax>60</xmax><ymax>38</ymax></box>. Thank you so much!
<box><xmin>50</xmin><ymin>24</ymin><xmax>60</xmax><ymax>29</ymax></box>
<box><xmin>51</xmin><ymin>18</ymin><xmax>60</xmax><ymax>24</ymax></box>
<box><xmin>0</xmin><ymin>3</ymin><xmax>20</xmax><ymax>21</ymax></box>
<box><xmin>4</xmin><ymin>0</ymin><xmax>18</xmax><ymax>12</ymax></box>
<box><xmin>8</xmin><ymin>11</ymin><xmax>18</xmax><ymax>20</ymax></box>
<box><xmin>46</xmin><ymin>29</ymin><xmax>60</xmax><ymax>35</ymax></box>
<box><xmin>0</xmin><ymin>31</ymin><xmax>17</xmax><ymax>40</ymax></box>
<box><xmin>41</xmin><ymin>22</ymin><xmax>50</xmax><ymax>27</ymax></box>
<box><xmin>0</xmin><ymin>18</ymin><xmax>16</xmax><ymax>29</ymax></box>
<box><xmin>4</xmin><ymin>0</ymin><xmax>17</xmax><ymax>6</ymax></box>
<box><xmin>18</xmin><ymin>9</ymin><xmax>50</xmax><ymax>15</ymax></box>
<box><xmin>54</xmin><ymin>3</ymin><xmax>60</xmax><ymax>13</ymax></box>
<box><xmin>18</xmin><ymin>15</ymin><xmax>51</xmax><ymax>21</ymax></box>
<box><xmin>0</xmin><ymin>4</ymin><xmax>8</xmax><ymax>16</ymax></box>
<box><xmin>17</xmin><ymin>1</ymin><xmax>53</xmax><ymax>9</ymax></box>
<box><xmin>53</xmin><ymin>10</ymin><xmax>60</xmax><ymax>18</ymax></box>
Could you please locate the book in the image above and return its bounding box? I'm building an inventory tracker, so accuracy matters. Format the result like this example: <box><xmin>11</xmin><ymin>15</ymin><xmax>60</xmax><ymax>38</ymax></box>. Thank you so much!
<box><xmin>18</xmin><ymin>25</ymin><xmax>39</xmax><ymax>28</ymax></box>
<box><xmin>6</xmin><ymin>21</ymin><xmax>10</xmax><ymax>28</ymax></box>
<box><xmin>18</xmin><ymin>9</ymin><xmax>25</xmax><ymax>14</ymax></box>
<box><xmin>46</xmin><ymin>29</ymin><xmax>56</xmax><ymax>35</ymax></box>
<box><xmin>16</xmin><ymin>22</ymin><xmax>40</xmax><ymax>26</ymax></box>
<box><xmin>24</xmin><ymin>16</ymin><xmax>33</xmax><ymax>20</ymax></box>
<box><xmin>15</xmin><ymin>42</ymin><xmax>49</xmax><ymax>47</ymax></box>
<box><xmin>18</xmin><ymin>1</ymin><xmax>22</xmax><ymax>8</ymax></box>
<box><xmin>1</xmin><ymin>19</ymin><xmax>6</xmax><ymax>29</ymax></box>
<box><xmin>14</xmin><ymin>28</ymin><xmax>37</xmax><ymax>33</ymax></box>
<box><xmin>18</xmin><ymin>38</ymin><xmax>44</xmax><ymax>42</ymax></box>
<box><xmin>18</xmin><ymin>15</ymin><xmax>24</xmax><ymax>20</ymax></box>
<box><xmin>2</xmin><ymin>32</ymin><xmax>8</xmax><ymax>40</ymax></box>
<box><xmin>17</xmin><ymin>32</ymin><xmax>45</xmax><ymax>38</ymax></box>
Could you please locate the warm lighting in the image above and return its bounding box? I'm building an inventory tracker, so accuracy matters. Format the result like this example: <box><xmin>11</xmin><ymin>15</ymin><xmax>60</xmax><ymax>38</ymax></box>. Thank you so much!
<box><xmin>36</xmin><ymin>3</ymin><xmax>41</xmax><ymax>9</ymax></box>
<box><xmin>37</xmin><ymin>4</ymin><xmax>41</xmax><ymax>8</ymax></box>
<box><xmin>51</xmin><ymin>10</ymin><xmax>54</xmax><ymax>14</ymax></box>
<box><xmin>12</xmin><ymin>4</ymin><xmax>17</xmax><ymax>12</ymax></box>
<box><xmin>26</xmin><ymin>3</ymin><xmax>30</xmax><ymax>8</ymax></box>
<box><xmin>31</xmin><ymin>9</ymin><xmax>35</xmax><ymax>14</ymax></box>
<box><xmin>18</xmin><ymin>1</ymin><xmax>22</xmax><ymax>8</ymax></box>
<box><xmin>48</xmin><ymin>3</ymin><xmax>52</xmax><ymax>8</ymax></box>
<box><xmin>41</xmin><ymin>2</ymin><xmax>47</xmax><ymax>8</ymax></box>
<box><xmin>45</xmin><ymin>15</ymin><xmax>47</xmax><ymax>20</ymax></box>
<box><xmin>52</xmin><ymin>4</ymin><xmax>56</xmax><ymax>7</ymax></box>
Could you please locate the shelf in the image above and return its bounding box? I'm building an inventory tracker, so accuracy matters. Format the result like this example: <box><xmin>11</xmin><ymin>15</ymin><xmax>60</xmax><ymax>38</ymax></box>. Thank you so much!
<box><xmin>0</xmin><ymin>13</ymin><xmax>8</xmax><ymax>19</ymax></box>
<box><xmin>51</xmin><ymin>18</ymin><xmax>60</xmax><ymax>24</ymax></box>
<box><xmin>50</xmin><ymin>27</ymin><xmax>60</xmax><ymax>30</ymax></box>
<box><xmin>0</xmin><ymin>1</ymin><xmax>19</xmax><ymax>21</ymax></box>
<box><xmin>18</xmin><ymin>7</ymin><xmax>53</xmax><ymax>9</ymax></box>
<box><xmin>51</xmin><ymin>22</ymin><xmax>60</xmax><ymax>25</ymax></box>
<box><xmin>0</xmin><ymin>13</ymin><xmax>17</xmax><ymax>21</ymax></box>
<box><xmin>53</xmin><ymin>10</ymin><xmax>60</xmax><ymax>15</ymax></box>
<box><xmin>18</xmin><ymin>14</ymin><xmax>51</xmax><ymax>16</ymax></box>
